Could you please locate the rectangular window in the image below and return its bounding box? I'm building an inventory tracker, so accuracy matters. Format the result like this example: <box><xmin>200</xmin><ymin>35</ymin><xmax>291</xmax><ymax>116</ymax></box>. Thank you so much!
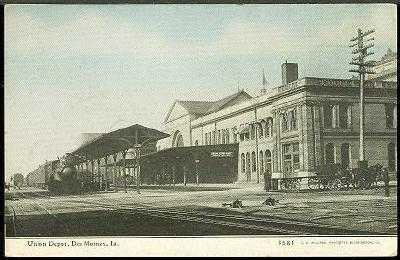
<box><xmin>282</xmin><ymin>142</ymin><xmax>300</xmax><ymax>173</ymax></box>
<box><xmin>324</xmin><ymin>105</ymin><xmax>334</xmax><ymax>129</ymax></box>
<box><xmin>281</xmin><ymin>113</ymin><xmax>289</xmax><ymax>132</ymax></box>
<box><xmin>339</xmin><ymin>104</ymin><xmax>349</xmax><ymax>128</ymax></box>
<box><xmin>289</xmin><ymin>109</ymin><xmax>297</xmax><ymax>130</ymax></box>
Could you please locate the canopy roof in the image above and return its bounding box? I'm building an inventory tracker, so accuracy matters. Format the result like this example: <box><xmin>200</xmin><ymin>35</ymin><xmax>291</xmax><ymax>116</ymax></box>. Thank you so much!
<box><xmin>71</xmin><ymin>124</ymin><xmax>169</xmax><ymax>160</ymax></box>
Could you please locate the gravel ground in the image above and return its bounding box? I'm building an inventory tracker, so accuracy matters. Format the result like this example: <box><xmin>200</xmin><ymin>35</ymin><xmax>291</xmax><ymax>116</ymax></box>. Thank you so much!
<box><xmin>5</xmin><ymin>185</ymin><xmax>397</xmax><ymax>235</ymax></box>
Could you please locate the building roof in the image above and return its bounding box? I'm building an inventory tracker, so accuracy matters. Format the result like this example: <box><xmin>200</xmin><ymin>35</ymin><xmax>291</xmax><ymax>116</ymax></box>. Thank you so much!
<box><xmin>374</xmin><ymin>48</ymin><xmax>397</xmax><ymax>65</ymax></box>
<box><xmin>164</xmin><ymin>90</ymin><xmax>252</xmax><ymax>122</ymax></box>
<box><xmin>70</xmin><ymin>124</ymin><xmax>169</xmax><ymax>161</ymax></box>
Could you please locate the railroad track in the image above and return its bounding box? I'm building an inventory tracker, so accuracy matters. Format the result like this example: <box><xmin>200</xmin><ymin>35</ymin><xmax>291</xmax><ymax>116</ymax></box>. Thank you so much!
<box><xmin>13</xmin><ymin>193</ymin><xmax>71</xmax><ymax>236</ymax></box>
<box><xmin>71</xmin><ymin>198</ymin><xmax>378</xmax><ymax>235</ymax></box>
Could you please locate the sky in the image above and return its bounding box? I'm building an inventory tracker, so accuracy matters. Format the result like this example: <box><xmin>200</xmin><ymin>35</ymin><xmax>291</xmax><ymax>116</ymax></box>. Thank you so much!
<box><xmin>4</xmin><ymin>4</ymin><xmax>397</xmax><ymax>177</ymax></box>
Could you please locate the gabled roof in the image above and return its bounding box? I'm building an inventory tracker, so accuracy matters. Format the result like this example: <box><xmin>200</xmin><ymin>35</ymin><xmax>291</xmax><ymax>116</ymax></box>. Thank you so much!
<box><xmin>204</xmin><ymin>90</ymin><xmax>252</xmax><ymax>114</ymax></box>
<box><xmin>164</xmin><ymin>90</ymin><xmax>252</xmax><ymax>123</ymax></box>
<box><xmin>178</xmin><ymin>100</ymin><xmax>214</xmax><ymax>115</ymax></box>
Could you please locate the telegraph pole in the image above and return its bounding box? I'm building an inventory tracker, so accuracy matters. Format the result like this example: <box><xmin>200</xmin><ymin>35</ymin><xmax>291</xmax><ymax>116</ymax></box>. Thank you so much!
<box><xmin>349</xmin><ymin>28</ymin><xmax>375</xmax><ymax>162</ymax></box>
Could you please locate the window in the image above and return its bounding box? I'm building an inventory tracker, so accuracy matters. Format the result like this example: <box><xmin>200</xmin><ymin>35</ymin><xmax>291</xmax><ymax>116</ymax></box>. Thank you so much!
<box><xmin>388</xmin><ymin>142</ymin><xmax>396</xmax><ymax>171</ymax></box>
<box><xmin>289</xmin><ymin>109</ymin><xmax>297</xmax><ymax>130</ymax></box>
<box><xmin>212</xmin><ymin>131</ymin><xmax>215</xmax><ymax>145</ymax></box>
<box><xmin>293</xmin><ymin>142</ymin><xmax>300</xmax><ymax>170</ymax></box>
<box><xmin>325</xmin><ymin>143</ymin><xmax>335</xmax><ymax>164</ymax></box>
<box><xmin>258</xmin><ymin>122</ymin><xmax>264</xmax><ymax>139</ymax></box>
<box><xmin>281</xmin><ymin>113</ymin><xmax>289</xmax><ymax>132</ymax></box>
<box><xmin>265</xmin><ymin>150</ymin><xmax>272</xmax><ymax>174</ymax></box>
<box><xmin>250</xmin><ymin>125</ymin><xmax>255</xmax><ymax>140</ymax></box>
<box><xmin>226</xmin><ymin>129</ymin><xmax>230</xmax><ymax>144</ymax></box>
<box><xmin>324</xmin><ymin>105</ymin><xmax>334</xmax><ymax>129</ymax></box>
<box><xmin>246</xmin><ymin>152</ymin><xmax>251</xmax><ymax>181</ymax></box>
<box><xmin>341</xmin><ymin>143</ymin><xmax>350</xmax><ymax>169</ymax></box>
<box><xmin>204</xmin><ymin>133</ymin><xmax>208</xmax><ymax>145</ymax></box>
<box><xmin>385</xmin><ymin>104</ymin><xmax>396</xmax><ymax>129</ymax></box>
<box><xmin>282</xmin><ymin>142</ymin><xmax>300</xmax><ymax>173</ymax></box>
<box><xmin>241</xmin><ymin>153</ymin><xmax>246</xmax><ymax>173</ymax></box>
<box><xmin>195</xmin><ymin>140</ymin><xmax>199</xmax><ymax>146</ymax></box>
<box><xmin>233</xmin><ymin>128</ymin><xmax>238</xmax><ymax>143</ymax></box>
<box><xmin>217</xmin><ymin>130</ymin><xmax>221</xmax><ymax>144</ymax></box>
<box><xmin>251</xmin><ymin>151</ymin><xmax>257</xmax><ymax>172</ymax></box>
<box><xmin>259</xmin><ymin>151</ymin><xmax>264</xmax><ymax>173</ymax></box>
<box><xmin>339</xmin><ymin>104</ymin><xmax>350</xmax><ymax>128</ymax></box>
<box><xmin>265</xmin><ymin>118</ymin><xmax>273</xmax><ymax>137</ymax></box>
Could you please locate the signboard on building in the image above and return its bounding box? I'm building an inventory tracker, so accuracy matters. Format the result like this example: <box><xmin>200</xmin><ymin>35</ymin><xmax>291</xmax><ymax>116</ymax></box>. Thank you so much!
<box><xmin>210</xmin><ymin>152</ymin><xmax>233</xmax><ymax>158</ymax></box>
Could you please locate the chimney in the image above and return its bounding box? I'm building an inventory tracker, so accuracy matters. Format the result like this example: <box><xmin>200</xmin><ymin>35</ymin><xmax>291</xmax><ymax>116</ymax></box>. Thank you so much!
<box><xmin>281</xmin><ymin>62</ymin><xmax>298</xmax><ymax>85</ymax></box>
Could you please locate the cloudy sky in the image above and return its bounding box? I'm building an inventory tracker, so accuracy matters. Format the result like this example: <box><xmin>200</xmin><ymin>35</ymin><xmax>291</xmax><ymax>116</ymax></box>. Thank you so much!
<box><xmin>4</xmin><ymin>4</ymin><xmax>397</xmax><ymax>177</ymax></box>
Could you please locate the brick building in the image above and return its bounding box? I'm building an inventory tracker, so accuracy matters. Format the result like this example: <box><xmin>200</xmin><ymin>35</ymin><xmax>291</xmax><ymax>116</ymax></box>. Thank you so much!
<box><xmin>158</xmin><ymin>58</ymin><xmax>397</xmax><ymax>189</ymax></box>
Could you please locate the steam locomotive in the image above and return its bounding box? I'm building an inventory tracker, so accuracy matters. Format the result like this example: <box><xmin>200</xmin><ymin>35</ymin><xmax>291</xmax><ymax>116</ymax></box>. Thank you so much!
<box><xmin>47</xmin><ymin>155</ymin><xmax>107</xmax><ymax>195</ymax></box>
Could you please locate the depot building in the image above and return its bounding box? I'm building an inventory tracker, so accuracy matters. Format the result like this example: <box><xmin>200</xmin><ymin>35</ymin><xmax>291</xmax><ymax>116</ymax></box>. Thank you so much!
<box><xmin>155</xmin><ymin>56</ymin><xmax>397</xmax><ymax>189</ymax></box>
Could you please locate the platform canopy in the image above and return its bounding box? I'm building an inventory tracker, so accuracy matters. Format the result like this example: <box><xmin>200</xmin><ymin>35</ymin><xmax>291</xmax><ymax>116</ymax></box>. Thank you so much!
<box><xmin>70</xmin><ymin>124</ymin><xmax>169</xmax><ymax>161</ymax></box>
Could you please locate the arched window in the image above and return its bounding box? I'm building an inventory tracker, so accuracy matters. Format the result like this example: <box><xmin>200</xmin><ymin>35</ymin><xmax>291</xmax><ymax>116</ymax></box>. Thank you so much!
<box><xmin>212</xmin><ymin>131</ymin><xmax>216</xmax><ymax>145</ymax></box>
<box><xmin>250</xmin><ymin>125</ymin><xmax>255</xmax><ymax>140</ymax></box>
<box><xmin>388</xmin><ymin>142</ymin><xmax>396</xmax><ymax>171</ymax></box>
<box><xmin>173</xmin><ymin>131</ymin><xmax>184</xmax><ymax>147</ymax></box>
<box><xmin>265</xmin><ymin>150</ymin><xmax>272</xmax><ymax>174</ymax></box>
<box><xmin>259</xmin><ymin>151</ymin><xmax>264</xmax><ymax>173</ymax></box>
<box><xmin>226</xmin><ymin>129</ymin><xmax>230</xmax><ymax>144</ymax></box>
<box><xmin>241</xmin><ymin>153</ymin><xmax>246</xmax><ymax>173</ymax></box>
<box><xmin>246</xmin><ymin>152</ymin><xmax>251</xmax><ymax>181</ymax></box>
<box><xmin>251</xmin><ymin>151</ymin><xmax>257</xmax><ymax>172</ymax></box>
<box><xmin>325</xmin><ymin>143</ymin><xmax>335</xmax><ymax>164</ymax></box>
<box><xmin>232</xmin><ymin>127</ymin><xmax>238</xmax><ymax>143</ymax></box>
<box><xmin>341</xmin><ymin>143</ymin><xmax>350</xmax><ymax>169</ymax></box>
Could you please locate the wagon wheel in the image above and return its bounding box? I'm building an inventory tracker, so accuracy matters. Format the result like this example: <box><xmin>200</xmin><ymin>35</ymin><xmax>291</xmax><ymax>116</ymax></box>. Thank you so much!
<box><xmin>308</xmin><ymin>177</ymin><xmax>319</xmax><ymax>190</ymax></box>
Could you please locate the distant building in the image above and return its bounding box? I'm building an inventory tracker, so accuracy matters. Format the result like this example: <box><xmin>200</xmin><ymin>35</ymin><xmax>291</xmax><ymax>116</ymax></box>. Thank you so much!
<box><xmin>368</xmin><ymin>48</ymin><xmax>397</xmax><ymax>82</ymax></box>
<box><xmin>159</xmin><ymin>60</ymin><xmax>397</xmax><ymax>189</ymax></box>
